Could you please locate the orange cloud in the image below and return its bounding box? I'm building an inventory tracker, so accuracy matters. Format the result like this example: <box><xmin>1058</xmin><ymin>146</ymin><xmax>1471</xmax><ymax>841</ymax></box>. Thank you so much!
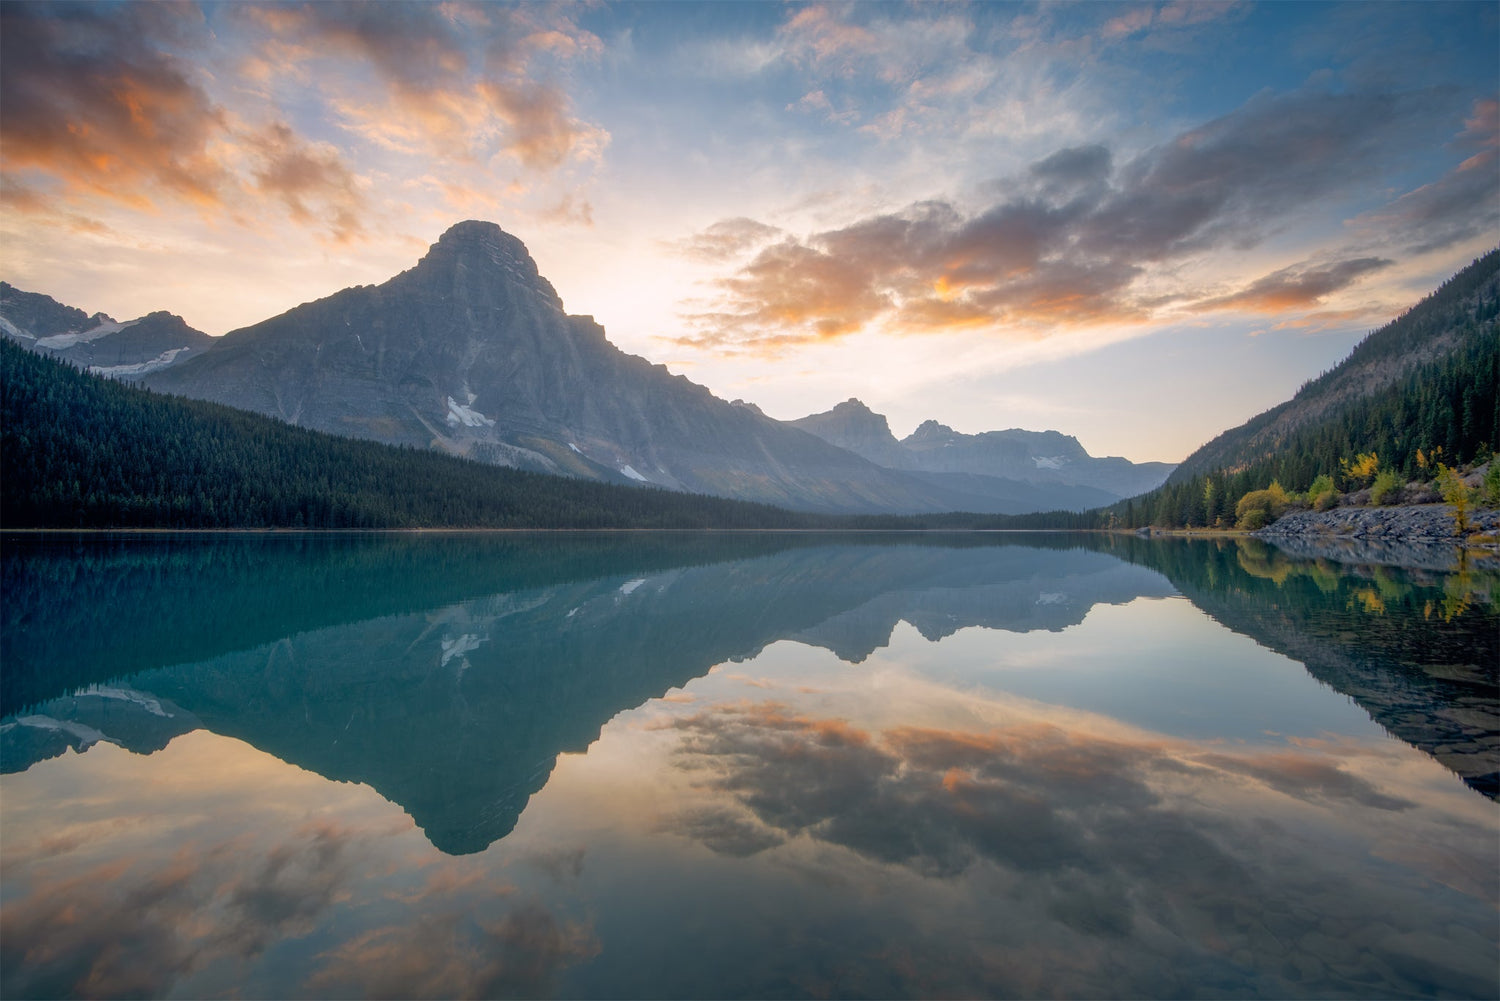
<box><xmin>0</xmin><ymin>3</ymin><xmax>369</xmax><ymax>241</ymax></box>
<box><xmin>0</xmin><ymin>3</ymin><xmax>229</xmax><ymax>208</ymax></box>
<box><xmin>243</xmin><ymin>123</ymin><xmax>367</xmax><ymax>242</ymax></box>
<box><xmin>248</xmin><ymin>1</ymin><xmax>606</xmax><ymax>171</ymax></box>
<box><xmin>1190</xmin><ymin>257</ymin><xmax>1393</xmax><ymax>314</ymax></box>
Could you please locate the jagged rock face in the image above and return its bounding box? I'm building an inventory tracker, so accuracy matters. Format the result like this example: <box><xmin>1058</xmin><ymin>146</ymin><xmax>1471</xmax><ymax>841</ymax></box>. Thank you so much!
<box><xmin>0</xmin><ymin>283</ymin><xmax>211</xmax><ymax>378</ymax></box>
<box><xmin>790</xmin><ymin>398</ymin><xmax>915</xmax><ymax>469</ymax></box>
<box><xmin>793</xmin><ymin>401</ymin><xmax>1175</xmax><ymax>501</ymax></box>
<box><xmin>143</xmin><ymin>221</ymin><xmax>958</xmax><ymax>513</ymax></box>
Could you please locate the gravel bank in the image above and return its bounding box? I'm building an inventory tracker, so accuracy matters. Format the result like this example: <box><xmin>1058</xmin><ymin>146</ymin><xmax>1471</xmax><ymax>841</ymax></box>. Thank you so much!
<box><xmin>1254</xmin><ymin>504</ymin><xmax>1500</xmax><ymax>571</ymax></box>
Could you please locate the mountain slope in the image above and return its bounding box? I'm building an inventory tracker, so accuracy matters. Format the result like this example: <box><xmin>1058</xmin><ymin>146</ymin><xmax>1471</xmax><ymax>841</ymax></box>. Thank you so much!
<box><xmin>792</xmin><ymin>398</ymin><xmax>1174</xmax><ymax>503</ymax></box>
<box><xmin>1171</xmin><ymin>249</ymin><xmax>1500</xmax><ymax>483</ymax></box>
<box><xmin>142</xmin><ymin>221</ymin><xmax>985</xmax><ymax>514</ymax></box>
<box><xmin>0</xmin><ymin>282</ymin><xmax>212</xmax><ymax>377</ymax></box>
<box><xmin>1109</xmin><ymin>251</ymin><xmax>1499</xmax><ymax>528</ymax></box>
<box><xmin>0</xmin><ymin>338</ymin><xmax>819</xmax><ymax>530</ymax></box>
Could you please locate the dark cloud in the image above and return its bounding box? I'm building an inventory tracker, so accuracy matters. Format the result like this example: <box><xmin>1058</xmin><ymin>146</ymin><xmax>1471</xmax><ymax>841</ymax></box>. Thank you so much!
<box><xmin>659</xmin><ymin>807</ymin><xmax>786</xmax><ymax>856</ymax></box>
<box><xmin>1193</xmin><ymin>256</ymin><xmax>1394</xmax><ymax>313</ymax></box>
<box><xmin>218</xmin><ymin>821</ymin><xmax>353</xmax><ymax>954</ymax></box>
<box><xmin>306</xmin><ymin>901</ymin><xmax>598</xmax><ymax>999</ymax></box>
<box><xmin>680</xmin><ymin>86</ymin><xmax>1460</xmax><ymax>352</ymax></box>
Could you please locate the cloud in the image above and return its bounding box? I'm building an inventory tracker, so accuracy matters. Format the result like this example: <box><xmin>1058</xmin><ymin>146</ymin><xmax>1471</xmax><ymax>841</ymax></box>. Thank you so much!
<box><xmin>1350</xmin><ymin>99</ymin><xmax>1500</xmax><ymax>255</ymax></box>
<box><xmin>678</xmin><ymin>85</ymin><xmax>1457</xmax><ymax>353</ymax></box>
<box><xmin>243</xmin><ymin>123</ymin><xmax>367</xmax><ymax>242</ymax></box>
<box><xmin>657</xmin><ymin>701</ymin><xmax>1494</xmax><ymax>996</ymax></box>
<box><xmin>1197</xmin><ymin>751</ymin><xmax>1415</xmax><ymax>811</ymax></box>
<box><xmin>0</xmin><ymin>2</ymin><xmax>373</xmax><ymax>241</ymax></box>
<box><xmin>669</xmin><ymin>218</ymin><xmax>787</xmax><ymax>263</ymax></box>
<box><xmin>306</xmin><ymin>901</ymin><xmax>598</xmax><ymax>999</ymax></box>
<box><xmin>0</xmin><ymin>823</ymin><xmax>355</xmax><ymax>1000</ymax></box>
<box><xmin>1191</xmin><ymin>256</ymin><xmax>1394</xmax><ymax>313</ymax></box>
<box><xmin>247</xmin><ymin>1</ymin><xmax>607</xmax><ymax>171</ymax></box>
<box><xmin>0</xmin><ymin>2</ymin><xmax>229</xmax><ymax>207</ymax></box>
<box><xmin>0</xmin><ymin>1</ymin><xmax>605</xmax><ymax>241</ymax></box>
<box><xmin>1102</xmin><ymin>1</ymin><xmax>1246</xmax><ymax>41</ymax></box>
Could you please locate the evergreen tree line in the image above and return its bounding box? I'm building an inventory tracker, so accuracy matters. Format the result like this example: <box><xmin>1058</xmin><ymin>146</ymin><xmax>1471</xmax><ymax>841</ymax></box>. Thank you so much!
<box><xmin>1110</xmin><ymin>312</ymin><xmax>1499</xmax><ymax>530</ymax></box>
<box><xmin>0</xmin><ymin>341</ymin><xmax>831</xmax><ymax>530</ymax></box>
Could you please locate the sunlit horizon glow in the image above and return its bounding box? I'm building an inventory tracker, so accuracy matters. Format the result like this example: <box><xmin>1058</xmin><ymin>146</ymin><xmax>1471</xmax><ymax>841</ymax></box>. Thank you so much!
<box><xmin>2</xmin><ymin>1</ymin><xmax>1496</xmax><ymax>462</ymax></box>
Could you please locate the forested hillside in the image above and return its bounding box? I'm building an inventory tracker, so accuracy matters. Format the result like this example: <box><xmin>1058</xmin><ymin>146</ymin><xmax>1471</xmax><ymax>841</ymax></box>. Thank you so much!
<box><xmin>0</xmin><ymin>341</ymin><xmax>822</xmax><ymax>530</ymax></box>
<box><xmin>1114</xmin><ymin>252</ymin><xmax>1499</xmax><ymax>528</ymax></box>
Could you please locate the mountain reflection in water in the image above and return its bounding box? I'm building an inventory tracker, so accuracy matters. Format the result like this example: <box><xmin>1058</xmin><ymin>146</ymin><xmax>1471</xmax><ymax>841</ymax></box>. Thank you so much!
<box><xmin>2</xmin><ymin>532</ymin><xmax>1495</xmax><ymax>999</ymax></box>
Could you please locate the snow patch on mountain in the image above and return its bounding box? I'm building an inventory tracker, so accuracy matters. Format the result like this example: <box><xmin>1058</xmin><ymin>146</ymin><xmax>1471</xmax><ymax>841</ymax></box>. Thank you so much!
<box><xmin>90</xmin><ymin>347</ymin><xmax>193</xmax><ymax>378</ymax></box>
<box><xmin>446</xmin><ymin>397</ymin><xmax>496</xmax><ymax>428</ymax></box>
<box><xmin>37</xmin><ymin>319</ymin><xmax>128</xmax><ymax>349</ymax></box>
<box><xmin>620</xmin><ymin>464</ymin><xmax>648</xmax><ymax>482</ymax></box>
<box><xmin>441</xmin><ymin>633</ymin><xmax>485</xmax><ymax>666</ymax></box>
<box><xmin>1032</xmin><ymin>456</ymin><xmax>1067</xmax><ymax>470</ymax></box>
<box><xmin>87</xmin><ymin>686</ymin><xmax>170</xmax><ymax>717</ymax></box>
<box><xmin>9</xmin><ymin>714</ymin><xmax>119</xmax><ymax>749</ymax></box>
<box><xmin>0</xmin><ymin>315</ymin><xmax>35</xmax><ymax>340</ymax></box>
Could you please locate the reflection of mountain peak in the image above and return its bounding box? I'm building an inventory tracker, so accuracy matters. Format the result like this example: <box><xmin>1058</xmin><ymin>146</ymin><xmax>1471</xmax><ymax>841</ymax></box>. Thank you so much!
<box><xmin>3</xmin><ymin>536</ymin><xmax>1176</xmax><ymax>854</ymax></box>
<box><xmin>1</xmin><ymin>686</ymin><xmax>199</xmax><ymax>774</ymax></box>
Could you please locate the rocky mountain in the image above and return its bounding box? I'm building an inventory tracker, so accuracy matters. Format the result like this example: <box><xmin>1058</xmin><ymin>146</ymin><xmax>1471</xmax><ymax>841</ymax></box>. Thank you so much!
<box><xmin>0</xmin><ymin>282</ymin><xmax>212</xmax><ymax>378</ymax></box>
<box><xmin>141</xmin><ymin>221</ymin><xmax>1052</xmax><ymax>515</ymax></box>
<box><xmin>792</xmin><ymin>398</ymin><xmax>1174</xmax><ymax>502</ymax></box>
<box><xmin>1170</xmin><ymin>248</ymin><xmax>1500</xmax><ymax>482</ymax></box>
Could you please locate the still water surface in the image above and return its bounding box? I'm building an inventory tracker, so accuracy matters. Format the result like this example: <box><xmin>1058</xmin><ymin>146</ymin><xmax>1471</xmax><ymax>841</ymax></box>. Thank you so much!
<box><xmin>2</xmin><ymin>532</ymin><xmax>1496</xmax><ymax>999</ymax></box>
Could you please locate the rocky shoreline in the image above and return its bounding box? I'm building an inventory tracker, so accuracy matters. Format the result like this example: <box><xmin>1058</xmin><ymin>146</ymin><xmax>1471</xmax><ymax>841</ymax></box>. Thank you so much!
<box><xmin>1254</xmin><ymin>504</ymin><xmax>1500</xmax><ymax>571</ymax></box>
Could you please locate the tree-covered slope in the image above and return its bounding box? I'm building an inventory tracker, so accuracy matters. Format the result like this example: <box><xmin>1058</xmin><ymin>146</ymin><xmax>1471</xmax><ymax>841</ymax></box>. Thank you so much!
<box><xmin>1173</xmin><ymin>250</ymin><xmax>1500</xmax><ymax>483</ymax></box>
<box><xmin>1099</xmin><ymin>252</ymin><xmax>1500</xmax><ymax>529</ymax></box>
<box><xmin>0</xmin><ymin>340</ymin><xmax>822</xmax><ymax>529</ymax></box>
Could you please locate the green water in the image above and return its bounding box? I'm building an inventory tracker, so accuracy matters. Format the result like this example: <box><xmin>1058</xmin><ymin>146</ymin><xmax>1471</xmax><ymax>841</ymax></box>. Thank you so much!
<box><xmin>2</xmin><ymin>532</ymin><xmax>1496</xmax><ymax>999</ymax></box>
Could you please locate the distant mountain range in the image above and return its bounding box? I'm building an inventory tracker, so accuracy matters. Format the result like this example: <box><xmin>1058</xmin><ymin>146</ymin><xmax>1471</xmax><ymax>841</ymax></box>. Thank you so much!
<box><xmin>1</xmin><ymin>222</ymin><xmax>1172</xmax><ymax>515</ymax></box>
<box><xmin>793</xmin><ymin>398</ymin><xmax>1173</xmax><ymax>500</ymax></box>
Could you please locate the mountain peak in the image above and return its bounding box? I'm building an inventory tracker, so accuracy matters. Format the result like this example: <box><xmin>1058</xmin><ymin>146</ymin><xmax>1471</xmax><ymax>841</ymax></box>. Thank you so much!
<box><xmin>414</xmin><ymin>220</ymin><xmax>562</xmax><ymax>309</ymax></box>
<box><xmin>905</xmin><ymin>420</ymin><xmax>956</xmax><ymax>443</ymax></box>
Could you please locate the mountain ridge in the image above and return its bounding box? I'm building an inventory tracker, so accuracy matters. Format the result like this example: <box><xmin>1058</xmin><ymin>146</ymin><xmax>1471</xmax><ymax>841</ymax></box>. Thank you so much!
<box><xmin>0</xmin><ymin>282</ymin><xmax>213</xmax><ymax>377</ymax></box>
<box><xmin>792</xmin><ymin>397</ymin><xmax>1175</xmax><ymax>502</ymax></box>
<box><xmin>137</xmin><ymin>221</ymin><xmax>1134</xmax><ymax>514</ymax></box>
<box><xmin>1170</xmin><ymin>249</ymin><xmax>1500</xmax><ymax>483</ymax></box>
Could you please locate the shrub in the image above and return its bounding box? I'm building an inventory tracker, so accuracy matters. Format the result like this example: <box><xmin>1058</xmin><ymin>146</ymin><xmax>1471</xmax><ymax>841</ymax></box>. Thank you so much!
<box><xmin>1237</xmin><ymin>507</ymin><xmax>1271</xmax><ymax>531</ymax></box>
<box><xmin>1236</xmin><ymin>482</ymin><xmax>1290</xmax><ymax>530</ymax></box>
<box><xmin>1307</xmin><ymin>474</ymin><xmax>1338</xmax><ymax>511</ymax></box>
<box><xmin>1370</xmin><ymin>470</ymin><xmax>1403</xmax><ymax>506</ymax></box>
<box><xmin>1436</xmin><ymin>464</ymin><xmax>1473</xmax><ymax>535</ymax></box>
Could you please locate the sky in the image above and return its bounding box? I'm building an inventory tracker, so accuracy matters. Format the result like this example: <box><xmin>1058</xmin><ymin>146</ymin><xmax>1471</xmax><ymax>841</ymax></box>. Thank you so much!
<box><xmin>1</xmin><ymin>1</ymin><xmax>1496</xmax><ymax>463</ymax></box>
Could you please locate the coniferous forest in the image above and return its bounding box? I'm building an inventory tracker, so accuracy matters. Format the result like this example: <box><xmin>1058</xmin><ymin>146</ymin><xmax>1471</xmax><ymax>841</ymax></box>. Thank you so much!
<box><xmin>1110</xmin><ymin>253</ymin><xmax>1499</xmax><ymax>530</ymax></box>
<box><xmin>0</xmin><ymin>340</ymin><xmax>824</xmax><ymax>530</ymax></box>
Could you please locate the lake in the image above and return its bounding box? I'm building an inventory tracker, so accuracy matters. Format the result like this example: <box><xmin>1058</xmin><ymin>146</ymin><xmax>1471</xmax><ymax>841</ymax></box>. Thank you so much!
<box><xmin>2</xmin><ymin>532</ymin><xmax>1496</xmax><ymax>999</ymax></box>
